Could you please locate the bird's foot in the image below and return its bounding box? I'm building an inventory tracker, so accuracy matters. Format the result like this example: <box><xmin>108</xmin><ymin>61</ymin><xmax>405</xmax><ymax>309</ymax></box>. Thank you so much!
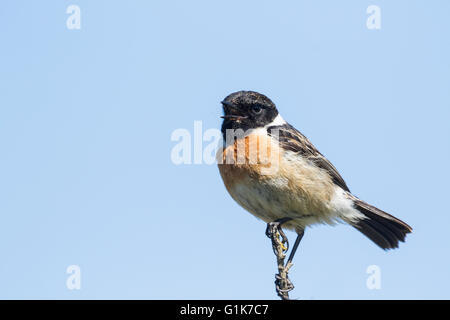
<box><xmin>265</xmin><ymin>218</ymin><xmax>292</xmax><ymax>254</ymax></box>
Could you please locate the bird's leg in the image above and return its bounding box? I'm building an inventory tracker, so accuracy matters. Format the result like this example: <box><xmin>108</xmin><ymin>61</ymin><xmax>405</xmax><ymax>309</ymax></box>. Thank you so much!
<box><xmin>265</xmin><ymin>217</ymin><xmax>292</xmax><ymax>255</ymax></box>
<box><xmin>286</xmin><ymin>229</ymin><xmax>305</xmax><ymax>267</ymax></box>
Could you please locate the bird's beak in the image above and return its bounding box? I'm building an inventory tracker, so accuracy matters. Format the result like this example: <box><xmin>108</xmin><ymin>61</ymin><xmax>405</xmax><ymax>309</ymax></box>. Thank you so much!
<box><xmin>220</xmin><ymin>100</ymin><xmax>247</xmax><ymax>120</ymax></box>
<box><xmin>220</xmin><ymin>115</ymin><xmax>248</xmax><ymax>120</ymax></box>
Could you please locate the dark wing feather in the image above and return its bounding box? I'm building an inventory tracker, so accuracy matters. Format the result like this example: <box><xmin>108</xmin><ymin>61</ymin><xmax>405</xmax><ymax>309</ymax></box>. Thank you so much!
<box><xmin>267</xmin><ymin>123</ymin><xmax>350</xmax><ymax>192</ymax></box>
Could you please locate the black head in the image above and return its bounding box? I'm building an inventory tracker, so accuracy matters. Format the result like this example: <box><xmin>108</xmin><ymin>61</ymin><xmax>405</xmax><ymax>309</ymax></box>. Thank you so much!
<box><xmin>220</xmin><ymin>91</ymin><xmax>278</xmax><ymax>135</ymax></box>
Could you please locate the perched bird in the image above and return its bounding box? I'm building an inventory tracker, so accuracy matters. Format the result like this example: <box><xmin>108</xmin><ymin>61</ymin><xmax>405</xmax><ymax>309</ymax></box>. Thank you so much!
<box><xmin>217</xmin><ymin>90</ymin><xmax>412</xmax><ymax>264</ymax></box>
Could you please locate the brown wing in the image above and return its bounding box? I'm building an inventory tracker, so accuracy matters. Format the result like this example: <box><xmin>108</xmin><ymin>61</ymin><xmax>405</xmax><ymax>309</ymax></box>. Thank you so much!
<box><xmin>267</xmin><ymin>123</ymin><xmax>350</xmax><ymax>192</ymax></box>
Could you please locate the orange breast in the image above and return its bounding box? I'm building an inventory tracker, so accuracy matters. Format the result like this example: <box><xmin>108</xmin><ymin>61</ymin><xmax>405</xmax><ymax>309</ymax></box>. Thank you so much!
<box><xmin>217</xmin><ymin>132</ymin><xmax>282</xmax><ymax>188</ymax></box>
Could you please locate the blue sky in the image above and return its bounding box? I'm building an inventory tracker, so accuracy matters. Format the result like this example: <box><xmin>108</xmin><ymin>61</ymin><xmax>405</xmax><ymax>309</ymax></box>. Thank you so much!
<box><xmin>0</xmin><ymin>0</ymin><xmax>449</xmax><ymax>299</ymax></box>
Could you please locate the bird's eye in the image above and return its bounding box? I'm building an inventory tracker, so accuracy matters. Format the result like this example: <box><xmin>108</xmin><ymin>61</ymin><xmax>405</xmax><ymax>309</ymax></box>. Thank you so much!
<box><xmin>252</xmin><ymin>105</ymin><xmax>262</xmax><ymax>114</ymax></box>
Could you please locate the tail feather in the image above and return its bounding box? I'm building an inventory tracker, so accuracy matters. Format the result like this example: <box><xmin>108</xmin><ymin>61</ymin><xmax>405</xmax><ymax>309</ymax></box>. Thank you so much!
<box><xmin>351</xmin><ymin>198</ymin><xmax>412</xmax><ymax>250</ymax></box>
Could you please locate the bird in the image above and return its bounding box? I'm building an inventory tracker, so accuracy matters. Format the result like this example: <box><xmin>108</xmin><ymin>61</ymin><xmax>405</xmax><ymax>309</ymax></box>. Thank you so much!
<box><xmin>217</xmin><ymin>90</ymin><xmax>412</xmax><ymax>266</ymax></box>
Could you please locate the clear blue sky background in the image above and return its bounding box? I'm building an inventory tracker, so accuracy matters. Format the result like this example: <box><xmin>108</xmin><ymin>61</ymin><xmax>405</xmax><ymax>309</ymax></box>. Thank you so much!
<box><xmin>1</xmin><ymin>0</ymin><xmax>449</xmax><ymax>299</ymax></box>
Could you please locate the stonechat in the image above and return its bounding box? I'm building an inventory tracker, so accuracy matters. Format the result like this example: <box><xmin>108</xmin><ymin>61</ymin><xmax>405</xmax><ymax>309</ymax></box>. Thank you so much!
<box><xmin>217</xmin><ymin>91</ymin><xmax>412</xmax><ymax>263</ymax></box>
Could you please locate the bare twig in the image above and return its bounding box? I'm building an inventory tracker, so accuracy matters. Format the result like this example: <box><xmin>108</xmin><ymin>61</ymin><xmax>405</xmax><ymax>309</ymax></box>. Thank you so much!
<box><xmin>266</xmin><ymin>223</ymin><xmax>294</xmax><ymax>300</ymax></box>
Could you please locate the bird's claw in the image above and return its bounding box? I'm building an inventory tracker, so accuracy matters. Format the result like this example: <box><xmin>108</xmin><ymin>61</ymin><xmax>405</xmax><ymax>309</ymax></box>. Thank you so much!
<box><xmin>266</xmin><ymin>221</ymin><xmax>289</xmax><ymax>253</ymax></box>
